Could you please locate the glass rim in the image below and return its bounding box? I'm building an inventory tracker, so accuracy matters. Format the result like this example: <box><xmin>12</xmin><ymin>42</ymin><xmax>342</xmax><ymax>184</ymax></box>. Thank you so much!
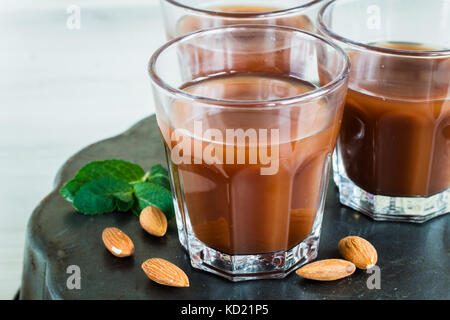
<box><xmin>148</xmin><ymin>24</ymin><xmax>350</xmax><ymax>109</ymax></box>
<box><xmin>318</xmin><ymin>0</ymin><xmax>450</xmax><ymax>58</ymax></box>
<box><xmin>162</xmin><ymin>0</ymin><xmax>323</xmax><ymax>18</ymax></box>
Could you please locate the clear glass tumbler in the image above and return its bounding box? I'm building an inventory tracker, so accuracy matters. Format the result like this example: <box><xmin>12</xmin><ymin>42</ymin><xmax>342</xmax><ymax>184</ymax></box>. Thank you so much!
<box><xmin>160</xmin><ymin>0</ymin><xmax>325</xmax><ymax>39</ymax></box>
<box><xmin>149</xmin><ymin>25</ymin><xmax>349</xmax><ymax>281</ymax></box>
<box><xmin>319</xmin><ymin>0</ymin><xmax>450</xmax><ymax>223</ymax></box>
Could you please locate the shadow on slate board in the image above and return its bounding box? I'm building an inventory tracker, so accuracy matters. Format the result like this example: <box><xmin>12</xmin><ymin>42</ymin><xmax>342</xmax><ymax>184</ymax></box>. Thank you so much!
<box><xmin>20</xmin><ymin>115</ymin><xmax>449</xmax><ymax>300</ymax></box>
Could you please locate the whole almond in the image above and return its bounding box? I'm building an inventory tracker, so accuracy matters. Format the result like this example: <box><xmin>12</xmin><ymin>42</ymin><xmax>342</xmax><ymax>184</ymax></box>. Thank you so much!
<box><xmin>338</xmin><ymin>236</ymin><xmax>378</xmax><ymax>269</ymax></box>
<box><xmin>141</xmin><ymin>258</ymin><xmax>189</xmax><ymax>287</ymax></box>
<box><xmin>296</xmin><ymin>259</ymin><xmax>356</xmax><ymax>281</ymax></box>
<box><xmin>139</xmin><ymin>206</ymin><xmax>167</xmax><ymax>237</ymax></box>
<box><xmin>102</xmin><ymin>227</ymin><xmax>134</xmax><ymax>257</ymax></box>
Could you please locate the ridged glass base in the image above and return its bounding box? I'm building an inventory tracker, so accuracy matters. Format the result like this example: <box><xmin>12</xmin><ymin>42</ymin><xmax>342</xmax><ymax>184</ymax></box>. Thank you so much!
<box><xmin>333</xmin><ymin>152</ymin><xmax>450</xmax><ymax>223</ymax></box>
<box><xmin>172</xmin><ymin>198</ymin><xmax>322</xmax><ymax>281</ymax></box>
<box><xmin>186</xmin><ymin>229</ymin><xmax>320</xmax><ymax>282</ymax></box>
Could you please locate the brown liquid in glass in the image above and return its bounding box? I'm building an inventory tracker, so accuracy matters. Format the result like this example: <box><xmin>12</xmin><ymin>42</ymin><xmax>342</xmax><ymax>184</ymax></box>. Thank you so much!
<box><xmin>340</xmin><ymin>43</ymin><xmax>450</xmax><ymax>197</ymax></box>
<box><xmin>158</xmin><ymin>73</ymin><xmax>341</xmax><ymax>254</ymax></box>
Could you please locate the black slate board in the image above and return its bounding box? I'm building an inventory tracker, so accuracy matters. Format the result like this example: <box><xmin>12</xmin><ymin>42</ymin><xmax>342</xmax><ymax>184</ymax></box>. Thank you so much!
<box><xmin>20</xmin><ymin>115</ymin><xmax>450</xmax><ymax>300</ymax></box>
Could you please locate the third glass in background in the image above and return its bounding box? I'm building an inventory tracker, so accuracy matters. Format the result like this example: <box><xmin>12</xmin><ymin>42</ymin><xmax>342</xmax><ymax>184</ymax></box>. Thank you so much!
<box><xmin>319</xmin><ymin>0</ymin><xmax>450</xmax><ymax>222</ymax></box>
<box><xmin>160</xmin><ymin>0</ymin><xmax>324</xmax><ymax>39</ymax></box>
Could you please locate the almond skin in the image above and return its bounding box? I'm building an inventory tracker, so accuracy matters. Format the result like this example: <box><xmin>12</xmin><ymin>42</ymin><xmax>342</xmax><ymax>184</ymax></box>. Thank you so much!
<box><xmin>141</xmin><ymin>258</ymin><xmax>189</xmax><ymax>287</ymax></box>
<box><xmin>102</xmin><ymin>227</ymin><xmax>134</xmax><ymax>258</ymax></box>
<box><xmin>139</xmin><ymin>206</ymin><xmax>168</xmax><ymax>237</ymax></box>
<box><xmin>338</xmin><ymin>236</ymin><xmax>378</xmax><ymax>269</ymax></box>
<box><xmin>296</xmin><ymin>259</ymin><xmax>356</xmax><ymax>281</ymax></box>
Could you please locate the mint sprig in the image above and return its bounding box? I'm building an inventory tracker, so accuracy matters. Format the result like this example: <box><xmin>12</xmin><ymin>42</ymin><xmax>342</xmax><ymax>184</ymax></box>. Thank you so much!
<box><xmin>59</xmin><ymin>160</ymin><xmax>174</xmax><ymax>218</ymax></box>
<box><xmin>60</xmin><ymin>159</ymin><xmax>145</xmax><ymax>202</ymax></box>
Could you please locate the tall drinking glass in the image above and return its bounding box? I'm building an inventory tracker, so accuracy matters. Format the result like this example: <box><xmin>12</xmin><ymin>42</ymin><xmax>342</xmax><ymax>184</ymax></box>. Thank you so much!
<box><xmin>319</xmin><ymin>0</ymin><xmax>450</xmax><ymax>223</ymax></box>
<box><xmin>160</xmin><ymin>0</ymin><xmax>325</xmax><ymax>39</ymax></box>
<box><xmin>149</xmin><ymin>25</ymin><xmax>349</xmax><ymax>280</ymax></box>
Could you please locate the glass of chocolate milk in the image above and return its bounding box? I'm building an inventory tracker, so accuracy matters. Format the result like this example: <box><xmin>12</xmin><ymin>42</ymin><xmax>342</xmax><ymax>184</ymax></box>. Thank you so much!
<box><xmin>319</xmin><ymin>0</ymin><xmax>450</xmax><ymax>222</ymax></box>
<box><xmin>148</xmin><ymin>25</ymin><xmax>349</xmax><ymax>280</ymax></box>
<box><xmin>160</xmin><ymin>0</ymin><xmax>325</xmax><ymax>39</ymax></box>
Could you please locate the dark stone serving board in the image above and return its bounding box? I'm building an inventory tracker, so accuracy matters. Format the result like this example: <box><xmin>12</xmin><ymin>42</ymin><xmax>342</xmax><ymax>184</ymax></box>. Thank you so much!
<box><xmin>20</xmin><ymin>115</ymin><xmax>449</xmax><ymax>300</ymax></box>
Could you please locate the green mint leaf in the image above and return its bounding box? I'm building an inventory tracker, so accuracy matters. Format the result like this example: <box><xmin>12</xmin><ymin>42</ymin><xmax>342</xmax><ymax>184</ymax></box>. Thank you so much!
<box><xmin>133</xmin><ymin>182</ymin><xmax>174</xmax><ymax>219</ymax></box>
<box><xmin>150</xmin><ymin>164</ymin><xmax>169</xmax><ymax>177</ymax></box>
<box><xmin>147</xmin><ymin>173</ymin><xmax>171</xmax><ymax>190</ymax></box>
<box><xmin>72</xmin><ymin>176</ymin><xmax>134</xmax><ymax>215</ymax></box>
<box><xmin>145</xmin><ymin>164</ymin><xmax>171</xmax><ymax>190</ymax></box>
<box><xmin>74</xmin><ymin>159</ymin><xmax>145</xmax><ymax>183</ymax></box>
<box><xmin>131</xmin><ymin>203</ymin><xmax>141</xmax><ymax>217</ymax></box>
<box><xmin>60</xmin><ymin>160</ymin><xmax>145</xmax><ymax>201</ymax></box>
<box><xmin>116</xmin><ymin>198</ymin><xmax>135</xmax><ymax>212</ymax></box>
<box><xmin>59</xmin><ymin>180</ymin><xmax>83</xmax><ymax>202</ymax></box>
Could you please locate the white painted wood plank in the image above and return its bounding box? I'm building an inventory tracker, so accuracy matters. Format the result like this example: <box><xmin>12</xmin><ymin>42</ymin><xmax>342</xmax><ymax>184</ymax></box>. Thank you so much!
<box><xmin>0</xmin><ymin>0</ymin><xmax>164</xmax><ymax>299</ymax></box>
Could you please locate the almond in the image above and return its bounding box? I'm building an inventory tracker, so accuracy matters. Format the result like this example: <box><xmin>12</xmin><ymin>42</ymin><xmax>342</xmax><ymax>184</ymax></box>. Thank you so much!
<box><xmin>296</xmin><ymin>259</ymin><xmax>356</xmax><ymax>281</ymax></box>
<box><xmin>139</xmin><ymin>206</ymin><xmax>167</xmax><ymax>237</ymax></box>
<box><xmin>102</xmin><ymin>227</ymin><xmax>134</xmax><ymax>258</ymax></box>
<box><xmin>141</xmin><ymin>258</ymin><xmax>189</xmax><ymax>287</ymax></box>
<box><xmin>338</xmin><ymin>236</ymin><xmax>378</xmax><ymax>269</ymax></box>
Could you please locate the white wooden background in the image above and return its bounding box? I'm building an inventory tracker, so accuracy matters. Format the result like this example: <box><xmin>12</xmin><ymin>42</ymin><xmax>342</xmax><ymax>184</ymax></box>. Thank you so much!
<box><xmin>0</xmin><ymin>0</ymin><xmax>165</xmax><ymax>299</ymax></box>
